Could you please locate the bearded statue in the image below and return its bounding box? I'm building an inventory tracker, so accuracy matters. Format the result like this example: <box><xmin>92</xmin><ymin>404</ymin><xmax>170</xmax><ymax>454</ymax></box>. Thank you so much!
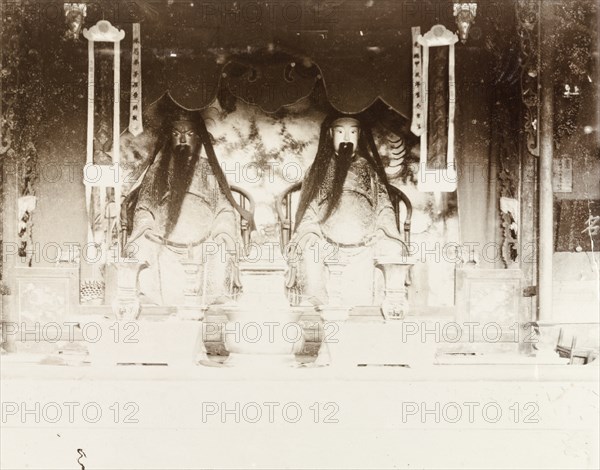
<box><xmin>124</xmin><ymin>109</ymin><xmax>253</xmax><ymax>306</ymax></box>
<box><xmin>285</xmin><ymin>114</ymin><xmax>410</xmax><ymax>317</ymax></box>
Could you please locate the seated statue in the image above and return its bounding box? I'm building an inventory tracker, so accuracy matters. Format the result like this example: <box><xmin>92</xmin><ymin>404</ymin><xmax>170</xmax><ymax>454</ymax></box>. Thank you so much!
<box><xmin>125</xmin><ymin>109</ymin><xmax>254</xmax><ymax>306</ymax></box>
<box><xmin>286</xmin><ymin>114</ymin><xmax>410</xmax><ymax>316</ymax></box>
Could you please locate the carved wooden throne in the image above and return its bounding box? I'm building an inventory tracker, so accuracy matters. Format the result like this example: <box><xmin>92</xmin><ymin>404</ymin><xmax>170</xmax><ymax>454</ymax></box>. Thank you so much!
<box><xmin>276</xmin><ymin>182</ymin><xmax>413</xmax><ymax>314</ymax></box>
<box><xmin>109</xmin><ymin>183</ymin><xmax>255</xmax><ymax>312</ymax></box>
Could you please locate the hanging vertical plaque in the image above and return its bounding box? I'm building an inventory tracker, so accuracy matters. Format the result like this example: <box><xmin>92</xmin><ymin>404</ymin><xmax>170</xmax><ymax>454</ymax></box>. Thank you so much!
<box><xmin>410</xmin><ymin>26</ymin><xmax>424</xmax><ymax>136</ymax></box>
<box><xmin>82</xmin><ymin>20</ymin><xmax>125</xmax><ymax>259</ymax></box>
<box><xmin>552</xmin><ymin>157</ymin><xmax>573</xmax><ymax>193</ymax></box>
<box><xmin>416</xmin><ymin>24</ymin><xmax>458</xmax><ymax>192</ymax></box>
<box><xmin>128</xmin><ymin>23</ymin><xmax>143</xmax><ymax>136</ymax></box>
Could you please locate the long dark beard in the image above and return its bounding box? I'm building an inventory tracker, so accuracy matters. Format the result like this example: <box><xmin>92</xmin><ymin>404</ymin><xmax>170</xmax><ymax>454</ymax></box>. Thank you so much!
<box><xmin>162</xmin><ymin>145</ymin><xmax>199</xmax><ymax>238</ymax></box>
<box><xmin>321</xmin><ymin>142</ymin><xmax>354</xmax><ymax>221</ymax></box>
<box><xmin>294</xmin><ymin>114</ymin><xmax>391</xmax><ymax>231</ymax></box>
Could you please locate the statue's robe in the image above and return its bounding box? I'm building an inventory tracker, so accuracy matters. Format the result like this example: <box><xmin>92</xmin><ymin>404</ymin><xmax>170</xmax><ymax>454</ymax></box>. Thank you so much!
<box><xmin>128</xmin><ymin>150</ymin><xmax>241</xmax><ymax>305</ymax></box>
<box><xmin>289</xmin><ymin>155</ymin><xmax>406</xmax><ymax>306</ymax></box>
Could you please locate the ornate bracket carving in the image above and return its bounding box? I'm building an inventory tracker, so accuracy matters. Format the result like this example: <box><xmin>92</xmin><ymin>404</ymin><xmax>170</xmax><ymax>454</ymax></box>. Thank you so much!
<box><xmin>453</xmin><ymin>3</ymin><xmax>478</xmax><ymax>44</ymax></box>
<box><xmin>63</xmin><ymin>3</ymin><xmax>87</xmax><ymax>41</ymax></box>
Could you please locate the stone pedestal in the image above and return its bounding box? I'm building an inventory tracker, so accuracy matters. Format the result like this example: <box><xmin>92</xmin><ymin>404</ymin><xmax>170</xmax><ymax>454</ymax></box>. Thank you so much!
<box><xmin>220</xmin><ymin>244</ymin><xmax>305</xmax><ymax>367</ymax></box>
<box><xmin>455</xmin><ymin>268</ymin><xmax>523</xmax><ymax>352</ymax></box>
<box><xmin>220</xmin><ymin>305</ymin><xmax>305</xmax><ymax>368</ymax></box>
<box><xmin>313</xmin><ymin>316</ymin><xmax>350</xmax><ymax>368</ymax></box>
<box><xmin>314</xmin><ymin>257</ymin><xmax>351</xmax><ymax>366</ymax></box>
<box><xmin>86</xmin><ymin>318</ymin><xmax>203</xmax><ymax>367</ymax></box>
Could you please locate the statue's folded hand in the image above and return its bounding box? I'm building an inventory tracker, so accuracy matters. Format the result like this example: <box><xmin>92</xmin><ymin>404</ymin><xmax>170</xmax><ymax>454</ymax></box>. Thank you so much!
<box><xmin>211</xmin><ymin>231</ymin><xmax>237</xmax><ymax>252</ymax></box>
<box><xmin>284</xmin><ymin>231</ymin><xmax>320</xmax><ymax>293</ymax></box>
<box><xmin>124</xmin><ymin>227</ymin><xmax>152</xmax><ymax>260</ymax></box>
<box><xmin>286</xmin><ymin>232</ymin><xmax>321</xmax><ymax>268</ymax></box>
<box><xmin>289</xmin><ymin>229</ymin><xmax>321</xmax><ymax>251</ymax></box>
<box><xmin>366</xmin><ymin>228</ymin><xmax>397</xmax><ymax>248</ymax></box>
<box><xmin>128</xmin><ymin>209</ymin><xmax>155</xmax><ymax>244</ymax></box>
<box><xmin>364</xmin><ymin>229</ymin><xmax>383</xmax><ymax>247</ymax></box>
<box><xmin>369</xmin><ymin>229</ymin><xmax>407</xmax><ymax>258</ymax></box>
<box><xmin>284</xmin><ymin>263</ymin><xmax>298</xmax><ymax>289</ymax></box>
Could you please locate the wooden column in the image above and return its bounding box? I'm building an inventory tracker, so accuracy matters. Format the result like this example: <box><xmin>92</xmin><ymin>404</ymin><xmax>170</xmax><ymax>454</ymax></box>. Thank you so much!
<box><xmin>516</xmin><ymin>0</ymin><xmax>541</xmax><ymax>353</ymax></box>
<box><xmin>1</xmin><ymin>0</ymin><xmax>19</xmax><ymax>353</ymax></box>
<box><xmin>538</xmin><ymin>1</ymin><xmax>555</xmax><ymax>321</ymax></box>
<box><xmin>597</xmin><ymin>4</ymin><xmax>600</xmax><ymax>155</ymax></box>
<box><xmin>1</xmin><ymin>156</ymin><xmax>18</xmax><ymax>352</ymax></box>
<box><xmin>519</xmin><ymin>140</ymin><xmax>538</xmax><ymax>351</ymax></box>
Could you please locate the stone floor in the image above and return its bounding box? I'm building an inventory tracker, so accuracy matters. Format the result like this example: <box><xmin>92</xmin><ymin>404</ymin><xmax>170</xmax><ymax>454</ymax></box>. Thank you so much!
<box><xmin>1</xmin><ymin>310</ymin><xmax>598</xmax><ymax>469</ymax></box>
<box><xmin>1</xmin><ymin>352</ymin><xmax>598</xmax><ymax>470</ymax></box>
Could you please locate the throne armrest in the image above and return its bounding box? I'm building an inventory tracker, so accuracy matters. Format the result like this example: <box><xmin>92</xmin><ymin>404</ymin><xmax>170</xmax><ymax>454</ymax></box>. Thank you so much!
<box><xmin>119</xmin><ymin>187</ymin><xmax>142</xmax><ymax>251</ymax></box>
<box><xmin>230</xmin><ymin>185</ymin><xmax>256</xmax><ymax>249</ymax></box>
<box><xmin>387</xmin><ymin>185</ymin><xmax>412</xmax><ymax>245</ymax></box>
<box><xmin>276</xmin><ymin>182</ymin><xmax>302</xmax><ymax>250</ymax></box>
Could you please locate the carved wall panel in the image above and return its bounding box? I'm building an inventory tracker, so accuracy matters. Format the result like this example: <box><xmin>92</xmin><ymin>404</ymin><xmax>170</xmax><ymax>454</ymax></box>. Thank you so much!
<box><xmin>15</xmin><ymin>268</ymin><xmax>79</xmax><ymax>326</ymax></box>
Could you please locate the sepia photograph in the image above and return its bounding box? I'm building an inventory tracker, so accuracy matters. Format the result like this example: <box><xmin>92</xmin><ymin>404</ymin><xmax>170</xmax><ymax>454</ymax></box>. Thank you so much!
<box><xmin>0</xmin><ymin>0</ymin><xmax>599</xmax><ymax>468</ymax></box>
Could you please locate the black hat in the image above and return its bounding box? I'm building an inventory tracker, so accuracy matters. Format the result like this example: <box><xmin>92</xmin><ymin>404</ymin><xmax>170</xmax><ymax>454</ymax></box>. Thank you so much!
<box><xmin>169</xmin><ymin>107</ymin><xmax>202</xmax><ymax>124</ymax></box>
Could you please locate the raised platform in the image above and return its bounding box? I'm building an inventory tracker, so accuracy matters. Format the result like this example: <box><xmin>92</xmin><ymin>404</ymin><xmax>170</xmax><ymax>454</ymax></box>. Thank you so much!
<box><xmin>1</xmin><ymin>357</ymin><xmax>598</xmax><ymax>469</ymax></box>
<box><xmin>5</xmin><ymin>308</ymin><xmax>599</xmax><ymax>364</ymax></box>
